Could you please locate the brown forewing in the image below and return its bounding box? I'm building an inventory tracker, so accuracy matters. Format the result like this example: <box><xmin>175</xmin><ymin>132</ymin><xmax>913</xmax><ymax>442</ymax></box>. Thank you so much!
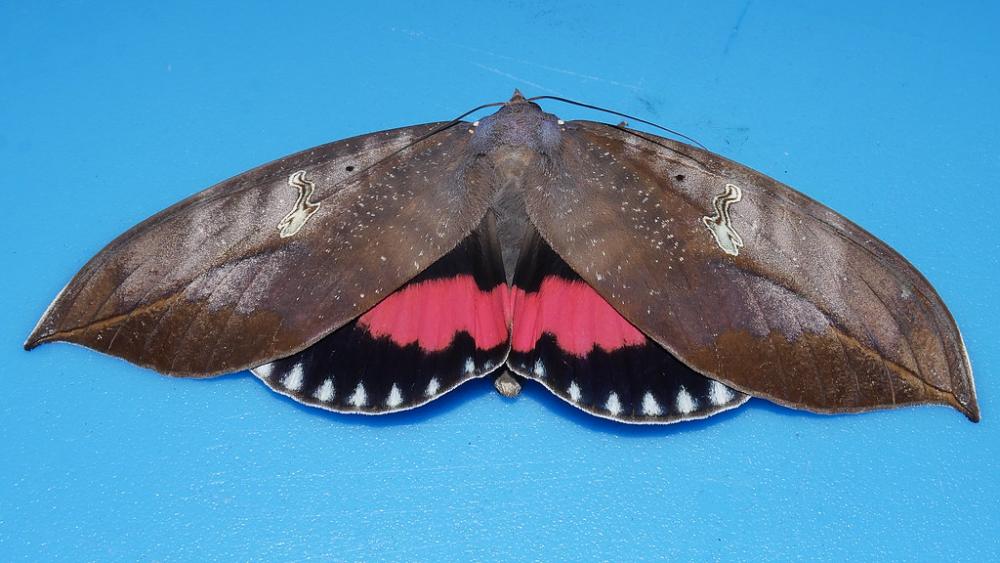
<box><xmin>524</xmin><ymin>121</ymin><xmax>978</xmax><ymax>420</ymax></box>
<box><xmin>26</xmin><ymin>123</ymin><xmax>495</xmax><ymax>377</ymax></box>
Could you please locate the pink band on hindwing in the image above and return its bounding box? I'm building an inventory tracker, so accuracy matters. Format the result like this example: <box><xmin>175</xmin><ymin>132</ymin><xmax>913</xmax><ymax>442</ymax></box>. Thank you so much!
<box><xmin>511</xmin><ymin>277</ymin><xmax>647</xmax><ymax>356</ymax></box>
<box><xmin>357</xmin><ymin>275</ymin><xmax>509</xmax><ymax>352</ymax></box>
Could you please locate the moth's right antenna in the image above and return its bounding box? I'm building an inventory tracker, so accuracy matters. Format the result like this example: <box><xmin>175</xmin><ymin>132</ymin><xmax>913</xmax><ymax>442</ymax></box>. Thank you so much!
<box><xmin>527</xmin><ymin>95</ymin><xmax>708</xmax><ymax>150</ymax></box>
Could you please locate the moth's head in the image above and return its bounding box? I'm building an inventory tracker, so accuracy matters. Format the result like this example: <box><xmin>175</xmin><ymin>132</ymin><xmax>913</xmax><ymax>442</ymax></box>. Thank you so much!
<box><xmin>470</xmin><ymin>91</ymin><xmax>562</xmax><ymax>156</ymax></box>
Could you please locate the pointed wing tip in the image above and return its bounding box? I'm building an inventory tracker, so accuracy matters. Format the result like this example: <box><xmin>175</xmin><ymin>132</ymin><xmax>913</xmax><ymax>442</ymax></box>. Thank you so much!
<box><xmin>944</xmin><ymin>384</ymin><xmax>979</xmax><ymax>422</ymax></box>
<box><xmin>24</xmin><ymin>328</ymin><xmax>75</xmax><ymax>352</ymax></box>
<box><xmin>26</xmin><ymin>293</ymin><xmax>66</xmax><ymax>351</ymax></box>
<box><xmin>953</xmin><ymin>356</ymin><xmax>979</xmax><ymax>422</ymax></box>
<box><xmin>24</xmin><ymin>324</ymin><xmax>54</xmax><ymax>351</ymax></box>
<box><xmin>959</xmin><ymin>400</ymin><xmax>981</xmax><ymax>423</ymax></box>
<box><xmin>958</xmin><ymin>346</ymin><xmax>979</xmax><ymax>422</ymax></box>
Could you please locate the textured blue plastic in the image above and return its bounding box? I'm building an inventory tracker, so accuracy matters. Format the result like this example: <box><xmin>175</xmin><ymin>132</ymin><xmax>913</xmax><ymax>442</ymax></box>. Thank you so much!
<box><xmin>2</xmin><ymin>1</ymin><xmax>998</xmax><ymax>560</ymax></box>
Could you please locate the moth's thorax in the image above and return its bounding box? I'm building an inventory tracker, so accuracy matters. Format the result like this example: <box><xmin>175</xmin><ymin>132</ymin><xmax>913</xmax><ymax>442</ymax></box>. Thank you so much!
<box><xmin>472</xmin><ymin>101</ymin><xmax>561</xmax><ymax>188</ymax></box>
<box><xmin>471</xmin><ymin>101</ymin><xmax>561</xmax><ymax>156</ymax></box>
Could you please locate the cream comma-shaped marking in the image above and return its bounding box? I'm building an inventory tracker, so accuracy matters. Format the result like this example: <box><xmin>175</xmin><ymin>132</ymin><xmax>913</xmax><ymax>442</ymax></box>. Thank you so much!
<box><xmin>702</xmin><ymin>183</ymin><xmax>744</xmax><ymax>256</ymax></box>
<box><xmin>278</xmin><ymin>170</ymin><xmax>321</xmax><ymax>238</ymax></box>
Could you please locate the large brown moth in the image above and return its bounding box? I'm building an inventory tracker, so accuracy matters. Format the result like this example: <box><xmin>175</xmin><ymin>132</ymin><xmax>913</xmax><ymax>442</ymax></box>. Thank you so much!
<box><xmin>25</xmin><ymin>91</ymin><xmax>979</xmax><ymax>424</ymax></box>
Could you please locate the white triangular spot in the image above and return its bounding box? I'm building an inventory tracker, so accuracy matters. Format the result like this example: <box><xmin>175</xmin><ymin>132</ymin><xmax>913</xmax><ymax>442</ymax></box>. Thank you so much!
<box><xmin>425</xmin><ymin>378</ymin><xmax>440</xmax><ymax>397</ymax></box>
<box><xmin>532</xmin><ymin>359</ymin><xmax>545</xmax><ymax>378</ymax></box>
<box><xmin>605</xmin><ymin>392</ymin><xmax>622</xmax><ymax>415</ymax></box>
<box><xmin>313</xmin><ymin>378</ymin><xmax>335</xmax><ymax>402</ymax></box>
<box><xmin>386</xmin><ymin>384</ymin><xmax>404</xmax><ymax>408</ymax></box>
<box><xmin>464</xmin><ymin>358</ymin><xmax>475</xmax><ymax>374</ymax></box>
<box><xmin>709</xmin><ymin>380</ymin><xmax>735</xmax><ymax>406</ymax></box>
<box><xmin>348</xmin><ymin>383</ymin><xmax>367</xmax><ymax>407</ymax></box>
<box><xmin>282</xmin><ymin>363</ymin><xmax>304</xmax><ymax>391</ymax></box>
<box><xmin>676</xmin><ymin>387</ymin><xmax>697</xmax><ymax>414</ymax></box>
<box><xmin>568</xmin><ymin>381</ymin><xmax>581</xmax><ymax>402</ymax></box>
<box><xmin>255</xmin><ymin>363</ymin><xmax>274</xmax><ymax>379</ymax></box>
<box><xmin>642</xmin><ymin>392</ymin><xmax>662</xmax><ymax>416</ymax></box>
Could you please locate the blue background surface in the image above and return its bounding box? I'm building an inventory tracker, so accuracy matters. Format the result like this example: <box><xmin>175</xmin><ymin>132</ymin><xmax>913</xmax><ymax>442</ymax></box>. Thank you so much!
<box><xmin>3</xmin><ymin>1</ymin><xmax>999</xmax><ymax>560</ymax></box>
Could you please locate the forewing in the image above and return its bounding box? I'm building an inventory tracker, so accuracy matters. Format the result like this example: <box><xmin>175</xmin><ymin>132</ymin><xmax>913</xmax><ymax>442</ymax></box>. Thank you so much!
<box><xmin>523</xmin><ymin>121</ymin><xmax>977</xmax><ymax>420</ymax></box>
<box><xmin>252</xmin><ymin>216</ymin><xmax>509</xmax><ymax>414</ymax></box>
<box><xmin>27</xmin><ymin>123</ymin><xmax>495</xmax><ymax>376</ymax></box>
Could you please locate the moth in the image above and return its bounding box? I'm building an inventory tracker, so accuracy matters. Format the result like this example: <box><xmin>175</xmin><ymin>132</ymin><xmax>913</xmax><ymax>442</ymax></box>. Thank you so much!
<box><xmin>25</xmin><ymin>91</ymin><xmax>979</xmax><ymax>424</ymax></box>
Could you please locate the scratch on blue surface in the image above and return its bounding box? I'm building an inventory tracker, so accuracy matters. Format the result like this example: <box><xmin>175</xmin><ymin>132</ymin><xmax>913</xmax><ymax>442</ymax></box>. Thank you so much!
<box><xmin>472</xmin><ymin>62</ymin><xmax>560</xmax><ymax>95</ymax></box>
<box><xmin>723</xmin><ymin>0</ymin><xmax>754</xmax><ymax>55</ymax></box>
<box><xmin>4</xmin><ymin>2</ymin><xmax>999</xmax><ymax>561</ymax></box>
<box><xmin>395</xmin><ymin>26</ymin><xmax>643</xmax><ymax>92</ymax></box>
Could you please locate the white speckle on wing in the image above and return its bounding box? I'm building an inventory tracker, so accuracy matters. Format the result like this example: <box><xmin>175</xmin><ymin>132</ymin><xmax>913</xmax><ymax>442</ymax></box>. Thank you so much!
<box><xmin>641</xmin><ymin>392</ymin><xmax>662</xmax><ymax>416</ymax></box>
<box><xmin>282</xmin><ymin>363</ymin><xmax>304</xmax><ymax>391</ymax></box>
<box><xmin>464</xmin><ymin>358</ymin><xmax>475</xmax><ymax>374</ymax></box>
<box><xmin>313</xmin><ymin>378</ymin><xmax>335</xmax><ymax>402</ymax></box>
<box><xmin>709</xmin><ymin>380</ymin><xmax>735</xmax><ymax>405</ymax></box>
<box><xmin>386</xmin><ymin>384</ymin><xmax>404</xmax><ymax>408</ymax></box>
<box><xmin>348</xmin><ymin>383</ymin><xmax>367</xmax><ymax>407</ymax></box>
<box><xmin>605</xmin><ymin>392</ymin><xmax>622</xmax><ymax>415</ymax></box>
<box><xmin>568</xmin><ymin>381</ymin><xmax>581</xmax><ymax>402</ymax></box>
<box><xmin>425</xmin><ymin>377</ymin><xmax>441</xmax><ymax>396</ymax></box>
<box><xmin>532</xmin><ymin>359</ymin><xmax>545</xmax><ymax>378</ymax></box>
<box><xmin>676</xmin><ymin>387</ymin><xmax>697</xmax><ymax>414</ymax></box>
